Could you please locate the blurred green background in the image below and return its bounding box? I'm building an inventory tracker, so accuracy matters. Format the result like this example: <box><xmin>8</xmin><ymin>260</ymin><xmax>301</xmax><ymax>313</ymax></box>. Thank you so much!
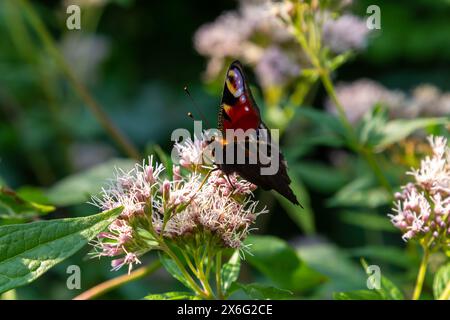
<box><xmin>0</xmin><ymin>0</ymin><xmax>449</xmax><ymax>299</ymax></box>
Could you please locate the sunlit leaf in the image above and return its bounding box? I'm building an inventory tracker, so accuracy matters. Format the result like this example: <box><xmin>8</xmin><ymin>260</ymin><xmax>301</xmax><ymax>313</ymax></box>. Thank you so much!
<box><xmin>0</xmin><ymin>207</ymin><xmax>123</xmax><ymax>294</ymax></box>
<box><xmin>144</xmin><ymin>291</ymin><xmax>199</xmax><ymax>300</ymax></box>
<box><xmin>433</xmin><ymin>263</ymin><xmax>450</xmax><ymax>299</ymax></box>
<box><xmin>221</xmin><ymin>250</ymin><xmax>240</xmax><ymax>294</ymax></box>
<box><xmin>333</xmin><ymin>290</ymin><xmax>381</xmax><ymax>300</ymax></box>
<box><xmin>0</xmin><ymin>186</ymin><xmax>54</xmax><ymax>219</ymax></box>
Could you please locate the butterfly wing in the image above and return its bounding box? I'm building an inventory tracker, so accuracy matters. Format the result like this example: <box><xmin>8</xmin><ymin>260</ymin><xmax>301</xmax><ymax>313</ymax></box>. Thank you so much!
<box><xmin>217</xmin><ymin>60</ymin><xmax>301</xmax><ymax>206</ymax></box>
<box><xmin>219</xmin><ymin>61</ymin><xmax>261</xmax><ymax>133</ymax></box>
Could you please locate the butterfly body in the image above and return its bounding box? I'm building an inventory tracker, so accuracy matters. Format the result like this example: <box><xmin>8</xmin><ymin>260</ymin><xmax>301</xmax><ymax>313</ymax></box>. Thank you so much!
<box><xmin>216</xmin><ymin>60</ymin><xmax>301</xmax><ymax>206</ymax></box>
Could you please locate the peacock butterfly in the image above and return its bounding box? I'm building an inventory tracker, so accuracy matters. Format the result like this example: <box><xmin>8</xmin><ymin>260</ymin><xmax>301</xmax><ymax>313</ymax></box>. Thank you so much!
<box><xmin>216</xmin><ymin>60</ymin><xmax>301</xmax><ymax>207</ymax></box>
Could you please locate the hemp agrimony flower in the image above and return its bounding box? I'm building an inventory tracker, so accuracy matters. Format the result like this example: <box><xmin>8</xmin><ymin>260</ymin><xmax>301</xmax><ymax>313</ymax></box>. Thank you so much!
<box><xmin>389</xmin><ymin>136</ymin><xmax>450</xmax><ymax>250</ymax></box>
<box><xmin>89</xmin><ymin>135</ymin><xmax>266</xmax><ymax>296</ymax></box>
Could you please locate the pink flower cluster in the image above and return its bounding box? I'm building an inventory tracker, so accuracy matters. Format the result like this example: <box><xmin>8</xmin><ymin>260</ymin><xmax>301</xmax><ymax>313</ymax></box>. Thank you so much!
<box><xmin>90</xmin><ymin>137</ymin><xmax>266</xmax><ymax>273</ymax></box>
<box><xmin>193</xmin><ymin>0</ymin><xmax>369</xmax><ymax>87</ymax></box>
<box><xmin>389</xmin><ymin>136</ymin><xmax>450</xmax><ymax>249</ymax></box>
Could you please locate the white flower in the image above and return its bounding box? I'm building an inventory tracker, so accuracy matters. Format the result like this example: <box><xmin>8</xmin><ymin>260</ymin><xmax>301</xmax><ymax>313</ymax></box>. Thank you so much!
<box><xmin>322</xmin><ymin>14</ymin><xmax>371</xmax><ymax>53</ymax></box>
<box><xmin>326</xmin><ymin>79</ymin><xmax>405</xmax><ymax>124</ymax></box>
<box><xmin>389</xmin><ymin>136</ymin><xmax>450</xmax><ymax>247</ymax></box>
<box><xmin>255</xmin><ymin>46</ymin><xmax>300</xmax><ymax>88</ymax></box>
<box><xmin>408</xmin><ymin>136</ymin><xmax>449</xmax><ymax>194</ymax></box>
<box><xmin>174</xmin><ymin>136</ymin><xmax>213</xmax><ymax>169</ymax></box>
<box><xmin>90</xmin><ymin>137</ymin><xmax>265</xmax><ymax>272</ymax></box>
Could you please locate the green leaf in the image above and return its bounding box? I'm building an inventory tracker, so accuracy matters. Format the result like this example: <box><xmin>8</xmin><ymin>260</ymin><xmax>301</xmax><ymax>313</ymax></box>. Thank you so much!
<box><xmin>221</xmin><ymin>250</ymin><xmax>241</xmax><ymax>294</ymax></box>
<box><xmin>159</xmin><ymin>252</ymin><xmax>193</xmax><ymax>291</ymax></box>
<box><xmin>0</xmin><ymin>207</ymin><xmax>123</xmax><ymax>294</ymax></box>
<box><xmin>333</xmin><ymin>258</ymin><xmax>404</xmax><ymax>300</ymax></box>
<box><xmin>361</xmin><ymin>259</ymin><xmax>404</xmax><ymax>300</ymax></box>
<box><xmin>274</xmin><ymin>173</ymin><xmax>315</xmax><ymax>235</ymax></box>
<box><xmin>15</xmin><ymin>186</ymin><xmax>52</xmax><ymax>206</ymax></box>
<box><xmin>340</xmin><ymin>211</ymin><xmax>397</xmax><ymax>232</ymax></box>
<box><xmin>297</xmin><ymin>242</ymin><xmax>366</xmax><ymax>297</ymax></box>
<box><xmin>328</xmin><ymin>176</ymin><xmax>390</xmax><ymax>208</ymax></box>
<box><xmin>294</xmin><ymin>161</ymin><xmax>348</xmax><ymax>194</ymax></box>
<box><xmin>144</xmin><ymin>291</ymin><xmax>198</xmax><ymax>300</ymax></box>
<box><xmin>376</xmin><ymin>117</ymin><xmax>449</xmax><ymax>151</ymax></box>
<box><xmin>0</xmin><ymin>186</ymin><xmax>54</xmax><ymax>220</ymax></box>
<box><xmin>0</xmin><ymin>289</ymin><xmax>17</xmax><ymax>300</ymax></box>
<box><xmin>234</xmin><ymin>283</ymin><xmax>293</xmax><ymax>300</ymax></box>
<box><xmin>296</xmin><ymin>107</ymin><xmax>346</xmax><ymax>139</ymax></box>
<box><xmin>356</xmin><ymin>106</ymin><xmax>449</xmax><ymax>151</ymax></box>
<box><xmin>244</xmin><ymin>235</ymin><xmax>327</xmax><ymax>292</ymax></box>
<box><xmin>347</xmin><ymin>246</ymin><xmax>415</xmax><ymax>268</ymax></box>
<box><xmin>333</xmin><ymin>290</ymin><xmax>381</xmax><ymax>300</ymax></box>
<box><xmin>356</xmin><ymin>105</ymin><xmax>388</xmax><ymax>148</ymax></box>
<box><xmin>433</xmin><ymin>263</ymin><xmax>450</xmax><ymax>299</ymax></box>
<box><xmin>46</xmin><ymin>158</ymin><xmax>135</xmax><ymax>206</ymax></box>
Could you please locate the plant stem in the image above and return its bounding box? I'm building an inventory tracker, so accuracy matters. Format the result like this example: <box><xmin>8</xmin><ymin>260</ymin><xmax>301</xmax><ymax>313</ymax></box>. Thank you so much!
<box><xmin>192</xmin><ymin>241</ymin><xmax>215</xmax><ymax>298</ymax></box>
<box><xmin>181</xmin><ymin>250</ymin><xmax>200</xmax><ymax>277</ymax></box>
<box><xmin>18</xmin><ymin>0</ymin><xmax>140</xmax><ymax>160</ymax></box>
<box><xmin>216</xmin><ymin>251</ymin><xmax>224</xmax><ymax>300</ymax></box>
<box><xmin>412</xmin><ymin>245</ymin><xmax>429</xmax><ymax>300</ymax></box>
<box><xmin>159</xmin><ymin>242</ymin><xmax>211</xmax><ymax>299</ymax></box>
<box><xmin>292</xmin><ymin>17</ymin><xmax>393</xmax><ymax>195</ymax></box>
<box><xmin>438</xmin><ymin>280</ymin><xmax>450</xmax><ymax>300</ymax></box>
<box><xmin>320</xmin><ymin>71</ymin><xmax>393</xmax><ymax>195</ymax></box>
<box><xmin>73</xmin><ymin>260</ymin><xmax>161</xmax><ymax>300</ymax></box>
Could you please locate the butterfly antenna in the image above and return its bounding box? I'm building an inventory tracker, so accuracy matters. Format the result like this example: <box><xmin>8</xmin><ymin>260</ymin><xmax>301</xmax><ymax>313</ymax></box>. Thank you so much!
<box><xmin>183</xmin><ymin>86</ymin><xmax>212</xmax><ymax>128</ymax></box>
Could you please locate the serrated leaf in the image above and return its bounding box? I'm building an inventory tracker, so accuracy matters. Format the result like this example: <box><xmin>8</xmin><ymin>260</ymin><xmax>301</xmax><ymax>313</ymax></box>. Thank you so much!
<box><xmin>433</xmin><ymin>263</ymin><xmax>450</xmax><ymax>300</ymax></box>
<box><xmin>244</xmin><ymin>235</ymin><xmax>327</xmax><ymax>292</ymax></box>
<box><xmin>0</xmin><ymin>207</ymin><xmax>123</xmax><ymax>294</ymax></box>
<box><xmin>46</xmin><ymin>158</ymin><xmax>135</xmax><ymax>206</ymax></box>
<box><xmin>234</xmin><ymin>283</ymin><xmax>293</xmax><ymax>300</ymax></box>
<box><xmin>333</xmin><ymin>290</ymin><xmax>381</xmax><ymax>300</ymax></box>
<box><xmin>144</xmin><ymin>291</ymin><xmax>198</xmax><ymax>300</ymax></box>
<box><xmin>221</xmin><ymin>250</ymin><xmax>240</xmax><ymax>294</ymax></box>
